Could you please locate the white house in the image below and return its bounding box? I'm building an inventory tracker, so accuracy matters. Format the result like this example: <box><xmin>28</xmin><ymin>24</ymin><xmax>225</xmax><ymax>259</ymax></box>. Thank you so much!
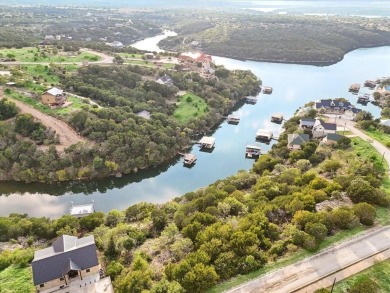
<box><xmin>312</xmin><ymin>119</ymin><xmax>337</xmax><ymax>138</ymax></box>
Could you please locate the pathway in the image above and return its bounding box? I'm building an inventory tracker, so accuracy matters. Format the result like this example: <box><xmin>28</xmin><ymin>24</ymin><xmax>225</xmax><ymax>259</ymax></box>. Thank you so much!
<box><xmin>226</xmin><ymin>226</ymin><xmax>390</xmax><ymax>293</ymax></box>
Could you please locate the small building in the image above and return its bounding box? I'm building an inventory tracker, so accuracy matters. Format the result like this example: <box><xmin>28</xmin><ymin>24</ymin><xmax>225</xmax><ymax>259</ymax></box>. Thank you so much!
<box><xmin>245</xmin><ymin>145</ymin><xmax>261</xmax><ymax>158</ymax></box>
<box><xmin>198</xmin><ymin>136</ymin><xmax>215</xmax><ymax>149</ymax></box>
<box><xmin>227</xmin><ymin>114</ymin><xmax>240</xmax><ymax>124</ymax></box>
<box><xmin>322</xmin><ymin>133</ymin><xmax>345</xmax><ymax>146</ymax></box>
<box><xmin>364</xmin><ymin>80</ymin><xmax>376</xmax><ymax>88</ymax></box>
<box><xmin>256</xmin><ymin>129</ymin><xmax>273</xmax><ymax>141</ymax></box>
<box><xmin>31</xmin><ymin>235</ymin><xmax>113</xmax><ymax>293</ymax></box>
<box><xmin>183</xmin><ymin>154</ymin><xmax>197</xmax><ymax>165</ymax></box>
<box><xmin>349</xmin><ymin>83</ymin><xmax>360</xmax><ymax>92</ymax></box>
<box><xmin>157</xmin><ymin>74</ymin><xmax>174</xmax><ymax>86</ymax></box>
<box><xmin>70</xmin><ymin>203</ymin><xmax>94</xmax><ymax>218</ymax></box>
<box><xmin>41</xmin><ymin>87</ymin><xmax>67</xmax><ymax>106</ymax></box>
<box><xmin>246</xmin><ymin>96</ymin><xmax>257</xmax><ymax>104</ymax></box>
<box><xmin>263</xmin><ymin>86</ymin><xmax>273</xmax><ymax>94</ymax></box>
<box><xmin>44</xmin><ymin>35</ymin><xmax>55</xmax><ymax>41</ymax></box>
<box><xmin>312</xmin><ymin>119</ymin><xmax>337</xmax><ymax>139</ymax></box>
<box><xmin>271</xmin><ymin>113</ymin><xmax>283</xmax><ymax>123</ymax></box>
<box><xmin>136</xmin><ymin>110</ymin><xmax>151</xmax><ymax>119</ymax></box>
<box><xmin>299</xmin><ymin>118</ymin><xmax>316</xmax><ymax>129</ymax></box>
<box><xmin>287</xmin><ymin>133</ymin><xmax>310</xmax><ymax>150</ymax></box>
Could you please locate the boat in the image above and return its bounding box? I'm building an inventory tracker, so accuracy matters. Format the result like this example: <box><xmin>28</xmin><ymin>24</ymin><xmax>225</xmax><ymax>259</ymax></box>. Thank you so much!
<box><xmin>271</xmin><ymin>113</ymin><xmax>283</xmax><ymax>123</ymax></box>
<box><xmin>227</xmin><ymin>114</ymin><xmax>240</xmax><ymax>124</ymax></box>
<box><xmin>198</xmin><ymin>136</ymin><xmax>216</xmax><ymax>149</ymax></box>
<box><xmin>245</xmin><ymin>145</ymin><xmax>261</xmax><ymax>158</ymax></box>
<box><xmin>183</xmin><ymin>154</ymin><xmax>197</xmax><ymax>165</ymax></box>
<box><xmin>256</xmin><ymin>129</ymin><xmax>273</xmax><ymax>141</ymax></box>
<box><xmin>263</xmin><ymin>86</ymin><xmax>273</xmax><ymax>94</ymax></box>
<box><xmin>70</xmin><ymin>202</ymin><xmax>95</xmax><ymax>218</ymax></box>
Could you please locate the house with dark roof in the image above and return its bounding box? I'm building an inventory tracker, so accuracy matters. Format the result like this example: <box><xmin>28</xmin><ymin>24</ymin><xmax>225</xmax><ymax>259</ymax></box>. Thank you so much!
<box><xmin>315</xmin><ymin>99</ymin><xmax>354</xmax><ymax>113</ymax></box>
<box><xmin>299</xmin><ymin>118</ymin><xmax>316</xmax><ymax>130</ymax></box>
<box><xmin>312</xmin><ymin>118</ymin><xmax>337</xmax><ymax>138</ymax></box>
<box><xmin>322</xmin><ymin>133</ymin><xmax>345</xmax><ymax>146</ymax></box>
<box><xmin>157</xmin><ymin>74</ymin><xmax>174</xmax><ymax>86</ymax></box>
<box><xmin>31</xmin><ymin>235</ymin><xmax>110</xmax><ymax>293</ymax></box>
<box><xmin>287</xmin><ymin>133</ymin><xmax>310</xmax><ymax>150</ymax></box>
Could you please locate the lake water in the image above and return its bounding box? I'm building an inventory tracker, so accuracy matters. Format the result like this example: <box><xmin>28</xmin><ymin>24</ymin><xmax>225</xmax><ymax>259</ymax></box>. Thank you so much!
<box><xmin>0</xmin><ymin>34</ymin><xmax>389</xmax><ymax>218</ymax></box>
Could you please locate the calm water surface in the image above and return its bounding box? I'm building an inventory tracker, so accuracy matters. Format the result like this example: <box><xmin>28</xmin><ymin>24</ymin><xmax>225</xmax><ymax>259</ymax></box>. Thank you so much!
<box><xmin>0</xmin><ymin>38</ymin><xmax>389</xmax><ymax>217</ymax></box>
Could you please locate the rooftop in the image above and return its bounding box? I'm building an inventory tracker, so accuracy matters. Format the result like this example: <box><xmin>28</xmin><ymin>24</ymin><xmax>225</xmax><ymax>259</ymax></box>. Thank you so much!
<box><xmin>46</xmin><ymin>87</ymin><xmax>64</xmax><ymax>96</ymax></box>
<box><xmin>70</xmin><ymin>204</ymin><xmax>94</xmax><ymax>216</ymax></box>
<box><xmin>288</xmin><ymin>133</ymin><xmax>310</xmax><ymax>146</ymax></box>
<box><xmin>199</xmin><ymin>136</ymin><xmax>216</xmax><ymax>145</ymax></box>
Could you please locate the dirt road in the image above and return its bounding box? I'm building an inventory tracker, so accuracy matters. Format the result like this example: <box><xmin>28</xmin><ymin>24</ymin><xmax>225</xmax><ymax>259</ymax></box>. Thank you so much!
<box><xmin>1</xmin><ymin>92</ymin><xmax>89</xmax><ymax>152</ymax></box>
<box><xmin>226</xmin><ymin>226</ymin><xmax>390</xmax><ymax>293</ymax></box>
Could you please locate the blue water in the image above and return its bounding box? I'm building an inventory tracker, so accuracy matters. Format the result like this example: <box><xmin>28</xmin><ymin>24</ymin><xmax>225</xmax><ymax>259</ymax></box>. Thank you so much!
<box><xmin>1</xmin><ymin>46</ymin><xmax>389</xmax><ymax>218</ymax></box>
<box><xmin>386</xmin><ymin>86</ymin><xmax>390</xmax><ymax>90</ymax></box>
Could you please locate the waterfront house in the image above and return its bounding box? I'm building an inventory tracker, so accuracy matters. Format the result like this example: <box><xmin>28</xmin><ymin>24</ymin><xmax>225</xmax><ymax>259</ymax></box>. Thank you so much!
<box><xmin>41</xmin><ymin>87</ymin><xmax>67</xmax><ymax>106</ymax></box>
<box><xmin>315</xmin><ymin>99</ymin><xmax>360</xmax><ymax>114</ymax></box>
<box><xmin>157</xmin><ymin>74</ymin><xmax>174</xmax><ymax>86</ymax></box>
<box><xmin>312</xmin><ymin>119</ymin><xmax>337</xmax><ymax>138</ymax></box>
<box><xmin>287</xmin><ymin>133</ymin><xmax>310</xmax><ymax>150</ymax></box>
<box><xmin>32</xmin><ymin>235</ymin><xmax>113</xmax><ymax>293</ymax></box>
<box><xmin>322</xmin><ymin>133</ymin><xmax>345</xmax><ymax>146</ymax></box>
<box><xmin>299</xmin><ymin>118</ymin><xmax>316</xmax><ymax>130</ymax></box>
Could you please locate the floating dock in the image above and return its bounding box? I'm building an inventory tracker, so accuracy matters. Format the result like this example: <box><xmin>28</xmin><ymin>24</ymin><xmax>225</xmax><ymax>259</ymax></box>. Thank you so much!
<box><xmin>227</xmin><ymin>114</ymin><xmax>240</xmax><ymax>124</ymax></box>
<box><xmin>357</xmin><ymin>94</ymin><xmax>370</xmax><ymax>104</ymax></box>
<box><xmin>263</xmin><ymin>86</ymin><xmax>273</xmax><ymax>94</ymax></box>
<box><xmin>364</xmin><ymin>80</ymin><xmax>376</xmax><ymax>88</ymax></box>
<box><xmin>70</xmin><ymin>203</ymin><xmax>95</xmax><ymax>218</ymax></box>
<box><xmin>246</xmin><ymin>96</ymin><xmax>257</xmax><ymax>104</ymax></box>
<box><xmin>198</xmin><ymin>136</ymin><xmax>216</xmax><ymax>149</ymax></box>
<box><xmin>245</xmin><ymin>145</ymin><xmax>261</xmax><ymax>158</ymax></box>
<box><xmin>271</xmin><ymin>113</ymin><xmax>283</xmax><ymax>123</ymax></box>
<box><xmin>256</xmin><ymin>129</ymin><xmax>273</xmax><ymax>141</ymax></box>
<box><xmin>349</xmin><ymin>83</ymin><xmax>360</xmax><ymax>92</ymax></box>
<box><xmin>183</xmin><ymin>153</ymin><xmax>197</xmax><ymax>165</ymax></box>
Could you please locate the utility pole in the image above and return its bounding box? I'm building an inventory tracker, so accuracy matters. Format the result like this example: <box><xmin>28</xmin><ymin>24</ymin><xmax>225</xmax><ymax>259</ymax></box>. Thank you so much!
<box><xmin>330</xmin><ymin>278</ymin><xmax>336</xmax><ymax>293</ymax></box>
<box><xmin>343</xmin><ymin>122</ymin><xmax>346</xmax><ymax>135</ymax></box>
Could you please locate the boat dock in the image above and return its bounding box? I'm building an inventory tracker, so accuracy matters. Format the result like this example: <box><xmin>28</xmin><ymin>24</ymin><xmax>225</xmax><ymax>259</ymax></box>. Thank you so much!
<box><xmin>245</xmin><ymin>145</ymin><xmax>261</xmax><ymax>158</ymax></box>
<box><xmin>357</xmin><ymin>94</ymin><xmax>370</xmax><ymax>104</ymax></box>
<box><xmin>70</xmin><ymin>203</ymin><xmax>95</xmax><ymax>218</ymax></box>
<box><xmin>183</xmin><ymin>153</ymin><xmax>197</xmax><ymax>166</ymax></box>
<box><xmin>364</xmin><ymin>80</ymin><xmax>377</xmax><ymax>88</ymax></box>
<box><xmin>263</xmin><ymin>86</ymin><xmax>273</xmax><ymax>94</ymax></box>
<box><xmin>227</xmin><ymin>114</ymin><xmax>240</xmax><ymax>124</ymax></box>
<box><xmin>271</xmin><ymin>112</ymin><xmax>283</xmax><ymax>123</ymax></box>
<box><xmin>198</xmin><ymin>136</ymin><xmax>216</xmax><ymax>149</ymax></box>
<box><xmin>256</xmin><ymin>129</ymin><xmax>273</xmax><ymax>141</ymax></box>
<box><xmin>349</xmin><ymin>83</ymin><xmax>360</xmax><ymax>93</ymax></box>
<box><xmin>246</xmin><ymin>96</ymin><xmax>257</xmax><ymax>104</ymax></box>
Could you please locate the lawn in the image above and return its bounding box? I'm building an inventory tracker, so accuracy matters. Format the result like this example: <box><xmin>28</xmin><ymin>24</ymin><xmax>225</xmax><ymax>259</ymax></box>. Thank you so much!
<box><xmin>351</xmin><ymin>137</ymin><xmax>388</xmax><ymax>174</ymax></box>
<box><xmin>0</xmin><ymin>265</ymin><xmax>35</xmax><ymax>293</ymax></box>
<box><xmin>332</xmin><ymin>259</ymin><xmax>390</xmax><ymax>293</ymax></box>
<box><xmin>0</xmin><ymin>47</ymin><xmax>100</xmax><ymax>63</ymax></box>
<box><xmin>118</xmin><ymin>52</ymin><xmax>144</xmax><ymax>59</ymax></box>
<box><xmin>363</xmin><ymin>127</ymin><xmax>390</xmax><ymax>149</ymax></box>
<box><xmin>173</xmin><ymin>92</ymin><xmax>208</xmax><ymax>124</ymax></box>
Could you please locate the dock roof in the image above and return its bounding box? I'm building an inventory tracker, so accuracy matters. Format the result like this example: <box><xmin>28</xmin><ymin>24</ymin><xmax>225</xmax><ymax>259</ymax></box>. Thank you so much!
<box><xmin>199</xmin><ymin>136</ymin><xmax>216</xmax><ymax>145</ymax></box>
<box><xmin>70</xmin><ymin>204</ymin><xmax>94</xmax><ymax>216</ymax></box>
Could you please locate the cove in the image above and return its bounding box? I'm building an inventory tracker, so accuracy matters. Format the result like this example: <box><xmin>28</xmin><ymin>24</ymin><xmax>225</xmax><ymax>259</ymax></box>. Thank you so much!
<box><xmin>0</xmin><ymin>37</ymin><xmax>389</xmax><ymax>217</ymax></box>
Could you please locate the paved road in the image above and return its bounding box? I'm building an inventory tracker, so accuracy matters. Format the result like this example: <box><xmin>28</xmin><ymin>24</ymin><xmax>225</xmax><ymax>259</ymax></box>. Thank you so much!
<box><xmin>0</xmin><ymin>89</ymin><xmax>89</xmax><ymax>152</ymax></box>
<box><xmin>227</xmin><ymin>226</ymin><xmax>390</xmax><ymax>293</ymax></box>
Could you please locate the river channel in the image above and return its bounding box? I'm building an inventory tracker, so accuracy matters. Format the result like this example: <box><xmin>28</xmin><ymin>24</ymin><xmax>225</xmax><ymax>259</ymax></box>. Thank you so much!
<box><xmin>0</xmin><ymin>31</ymin><xmax>389</xmax><ymax>218</ymax></box>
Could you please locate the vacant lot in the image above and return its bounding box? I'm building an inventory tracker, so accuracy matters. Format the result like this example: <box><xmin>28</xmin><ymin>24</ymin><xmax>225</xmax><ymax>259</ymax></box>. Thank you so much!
<box><xmin>173</xmin><ymin>92</ymin><xmax>208</xmax><ymax>124</ymax></box>
<box><xmin>0</xmin><ymin>265</ymin><xmax>34</xmax><ymax>293</ymax></box>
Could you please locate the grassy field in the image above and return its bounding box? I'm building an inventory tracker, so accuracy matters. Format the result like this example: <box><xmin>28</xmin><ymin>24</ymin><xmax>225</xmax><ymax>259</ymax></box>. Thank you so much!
<box><xmin>332</xmin><ymin>259</ymin><xmax>390</xmax><ymax>293</ymax></box>
<box><xmin>173</xmin><ymin>92</ymin><xmax>208</xmax><ymax>124</ymax></box>
<box><xmin>0</xmin><ymin>47</ymin><xmax>100</xmax><ymax>63</ymax></box>
<box><xmin>118</xmin><ymin>52</ymin><xmax>144</xmax><ymax>59</ymax></box>
<box><xmin>364</xmin><ymin>128</ymin><xmax>390</xmax><ymax>148</ymax></box>
<box><xmin>0</xmin><ymin>265</ymin><xmax>35</xmax><ymax>293</ymax></box>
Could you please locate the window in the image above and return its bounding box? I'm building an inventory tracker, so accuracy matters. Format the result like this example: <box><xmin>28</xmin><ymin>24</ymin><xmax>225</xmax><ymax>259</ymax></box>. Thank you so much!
<box><xmin>40</xmin><ymin>284</ymin><xmax>45</xmax><ymax>288</ymax></box>
<box><xmin>86</xmin><ymin>269</ymin><xmax>90</xmax><ymax>273</ymax></box>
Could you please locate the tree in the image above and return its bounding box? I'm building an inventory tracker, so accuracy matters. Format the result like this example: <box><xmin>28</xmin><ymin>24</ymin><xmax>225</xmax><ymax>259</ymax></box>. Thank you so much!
<box><xmin>304</xmin><ymin>222</ymin><xmax>328</xmax><ymax>242</ymax></box>
<box><xmin>105</xmin><ymin>236</ymin><xmax>117</xmax><ymax>258</ymax></box>
<box><xmin>349</xmin><ymin>276</ymin><xmax>380</xmax><ymax>293</ymax></box>
<box><xmin>181</xmin><ymin>263</ymin><xmax>219</xmax><ymax>293</ymax></box>
<box><xmin>105</xmin><ymin>209</ymin><xmax>124</xmax><ymax>227</ymax></box>
<box><xmin>152</xmin><ymin>209</ymin><xmax>168</xmax><ymax>233</ymax></box>
<box><xmin>113</xmin><ymin>55</ymin><xmax>124</xmax><ymax>65</ymax></box>
<box><xmin>346</xmin><ymin>178</ymin><xmax>376</xmax><ymax>204</ymax></box>
<box><xmin>106</xmin><ymin>260</ymin><xmax>124</xmax><ymax>280</ymax></box>
<box><xmin>151</xmin><ymin>279</ymin><xmax>185</xmax><ymax>293</ymax></box>
<box><xmin>0</xmin><ymin>98</ymin><xmax>18</xmax><ymax>120</ymax></box>
<box><xmin>79</xmin><ymin>212</ymin><xmax>105</xmax><ymax>231</ymax></box>
<box><xmin>353</xmin><ymin>202</ymin><xmax>376</xmax><ymax>226</ymax></box>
